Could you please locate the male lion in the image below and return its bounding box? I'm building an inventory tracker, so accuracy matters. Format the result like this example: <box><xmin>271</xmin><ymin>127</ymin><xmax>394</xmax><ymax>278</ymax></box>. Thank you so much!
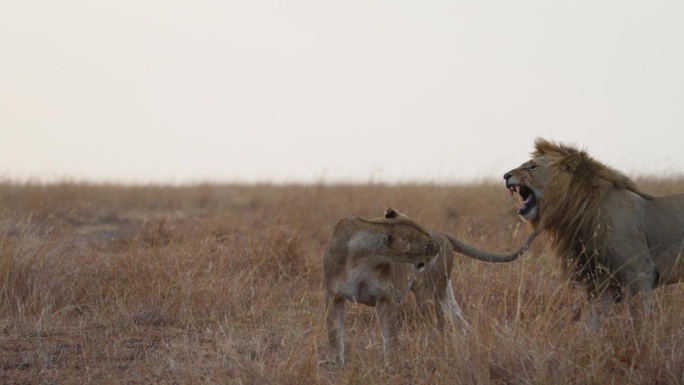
<box><xmin>504</xmin><ymin>138</ymin><xmax>684</xmax><ymax>329</ymax></box>
<box><xmin>323</xmin><ymin>208</ymin><xmax>535</xmax><ymax>365</ymax></box>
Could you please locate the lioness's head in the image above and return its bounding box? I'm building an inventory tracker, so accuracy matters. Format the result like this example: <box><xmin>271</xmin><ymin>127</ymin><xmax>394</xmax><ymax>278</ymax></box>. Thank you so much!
<box><xmin>380</xmin><ymin>207</ymin><xmax>441</xmax><ymax>272</ymax></box>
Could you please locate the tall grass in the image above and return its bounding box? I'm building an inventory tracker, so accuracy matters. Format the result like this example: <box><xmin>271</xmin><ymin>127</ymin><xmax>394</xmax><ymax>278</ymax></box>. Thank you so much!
<box><xmin>0</xmin><ymin>180</ymin><xmax>683</xmax><ymax>383</ymax></box>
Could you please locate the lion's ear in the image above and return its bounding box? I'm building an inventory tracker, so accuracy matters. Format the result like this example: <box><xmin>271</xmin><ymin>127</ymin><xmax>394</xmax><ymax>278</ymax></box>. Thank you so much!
<box><xmin>561</xmin><ymin>153</ymin><xmax>582</xmax><ymax>173</ymax></box>
<box><xmin>384</xmin><ymin>207</ymin><xmax>397</xmax><ymax>219</ymax></box>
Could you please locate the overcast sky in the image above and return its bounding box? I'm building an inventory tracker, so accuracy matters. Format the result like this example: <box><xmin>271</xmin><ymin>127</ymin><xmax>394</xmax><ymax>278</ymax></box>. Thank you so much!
<box><xmin>2</xmin><ymin>1</ymin><xmax>683</xmax><ymax>185</ymax></box>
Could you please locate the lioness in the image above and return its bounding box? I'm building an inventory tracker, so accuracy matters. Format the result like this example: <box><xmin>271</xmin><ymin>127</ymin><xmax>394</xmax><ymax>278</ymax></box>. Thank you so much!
<box><xmin>504</xmin><ymin>138</ymin><xmax>684</xmax><ymax>329</ymax></box>
<box><xmin>323</xmin><ymin>208</ymin><xmax>535</xmax><ymax>365</ymax></box>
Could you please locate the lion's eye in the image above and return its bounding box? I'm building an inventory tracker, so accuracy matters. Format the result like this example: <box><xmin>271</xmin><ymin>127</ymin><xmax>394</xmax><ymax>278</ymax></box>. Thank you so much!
<box><xmin>529</xmin><ymin>164</ymin><xmax>538</xmax><ymax>171</ymax></box>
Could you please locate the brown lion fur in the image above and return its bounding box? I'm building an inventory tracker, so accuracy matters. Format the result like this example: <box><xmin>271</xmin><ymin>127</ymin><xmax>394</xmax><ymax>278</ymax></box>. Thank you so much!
<box><xmin>530</xmin><ymin>139</ymin><xmax>654</xmax><ymax>293</ymax></box>
<box><xmin>506</xmin><ymin>138</ymin><xmax>684</xmax><ymax>328</ymax></box>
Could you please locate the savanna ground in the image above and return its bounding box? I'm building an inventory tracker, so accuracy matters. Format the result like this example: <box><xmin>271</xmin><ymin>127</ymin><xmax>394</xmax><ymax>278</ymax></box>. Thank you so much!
<box><xmin>1</xmin><ymin>180</ymin><xmax>684</xmax><ymax>384</ymax></box>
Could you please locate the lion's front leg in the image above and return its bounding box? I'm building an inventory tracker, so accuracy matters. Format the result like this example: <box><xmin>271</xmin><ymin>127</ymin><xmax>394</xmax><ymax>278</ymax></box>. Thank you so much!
<box><xmin>375</xmin><ymin>298</ymin><xmax>398</xmax><ymax>362</ymax></box>
<box><xmin>585</xmin><ymin>290</ymin><xmax>613</xmax><ymax>332</ymax></box>
<box><xmin>326</xmin><ymin>296</ymin><xmax>346</xmax><ymax>365</ymax></box>
<box><xmin>623</xmin><ymin>274</ymin><xmax>656</xmax><ymax>331</ymax></box>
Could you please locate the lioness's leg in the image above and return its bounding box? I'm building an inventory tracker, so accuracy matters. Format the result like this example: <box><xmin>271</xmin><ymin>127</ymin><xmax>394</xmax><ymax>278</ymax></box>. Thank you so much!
<box><xmin>412</xmin><ymin>280</ymin><xmax>466</xmax><ymax>328</ymax></box>
<box><xmin>412</xmin><ymin>287</ymin><xmax>439</xmax><ymax>322</ymax></box>
<box><xmin>326</xmin><ymin>296</ymin><xmax>346</xmax><ymax>365</ymax></box>
<box><xmin>375</xmin><ymin>298</ymin><xmax>398</xmax><ymax>361</ymax></box>
<box><xmin>443</xmin><ymin>279</ymin><xmax>467</xmax><ymax>328</ymax></box>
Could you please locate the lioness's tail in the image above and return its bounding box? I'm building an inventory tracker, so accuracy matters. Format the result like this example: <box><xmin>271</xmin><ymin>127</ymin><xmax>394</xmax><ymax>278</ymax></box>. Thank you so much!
<box><xmin>439</xmin><ymin>231</ymin><xmax>537</xmax><ymax>263</ymax></box>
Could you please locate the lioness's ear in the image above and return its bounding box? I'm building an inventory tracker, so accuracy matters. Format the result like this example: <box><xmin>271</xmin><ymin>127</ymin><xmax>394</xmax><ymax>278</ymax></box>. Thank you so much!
<box><xmin>561</xmin><ymin>153</ymin><xmax>582</xmax><ymax>173</ymax></box>
<box><xmin>384</xmin><ymin>207</ymin><xmax>397</xmax><ymax>219</ymax></box>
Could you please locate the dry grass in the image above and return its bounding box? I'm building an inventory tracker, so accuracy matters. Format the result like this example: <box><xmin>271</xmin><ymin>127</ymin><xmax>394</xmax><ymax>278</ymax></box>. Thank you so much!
<box><xmin>1</xmin><ymin>180</ymin><xmax>684</xmax><ymax>384</ymax></box>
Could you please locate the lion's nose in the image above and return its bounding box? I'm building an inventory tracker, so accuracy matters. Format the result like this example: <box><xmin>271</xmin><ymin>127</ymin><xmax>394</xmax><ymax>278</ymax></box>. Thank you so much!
<box><xmin>503</xmin><ymin>171</ymin><xmax>512</xmax><ymax>180</ymax></box>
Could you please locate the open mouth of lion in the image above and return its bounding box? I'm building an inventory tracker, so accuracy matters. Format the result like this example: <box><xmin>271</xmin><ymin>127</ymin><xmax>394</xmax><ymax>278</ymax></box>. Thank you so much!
<box><xmin>508</xmin><ymin>184</ymin><xmax>537</xmax><ymax>216</ymax></box>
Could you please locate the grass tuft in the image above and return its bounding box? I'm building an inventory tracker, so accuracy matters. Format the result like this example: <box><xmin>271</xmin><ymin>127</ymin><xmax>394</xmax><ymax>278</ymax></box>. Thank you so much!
<box><xmin>1</xmin><ymin>180</ymin><xmax>684</xmax><ymax>383</ymax></box>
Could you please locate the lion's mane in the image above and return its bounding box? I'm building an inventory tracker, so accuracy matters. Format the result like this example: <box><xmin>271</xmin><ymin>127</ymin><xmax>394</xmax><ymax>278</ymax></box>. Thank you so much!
<box><xmin>533</xmin><ymin>138</ymin><xmax>652</xmax><ymax>291</ymax></box>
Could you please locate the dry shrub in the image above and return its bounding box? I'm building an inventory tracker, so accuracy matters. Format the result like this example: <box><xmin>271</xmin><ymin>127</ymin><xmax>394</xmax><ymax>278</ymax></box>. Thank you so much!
<box><xmin>0</xmin><ymin>226</ymin><xmax>91</xmax><ymax>316</ymax></box>
<box><xmin>138</xmin><ymin>218</ymin><xmax>176</xmax><ymax>247</ymax></box>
